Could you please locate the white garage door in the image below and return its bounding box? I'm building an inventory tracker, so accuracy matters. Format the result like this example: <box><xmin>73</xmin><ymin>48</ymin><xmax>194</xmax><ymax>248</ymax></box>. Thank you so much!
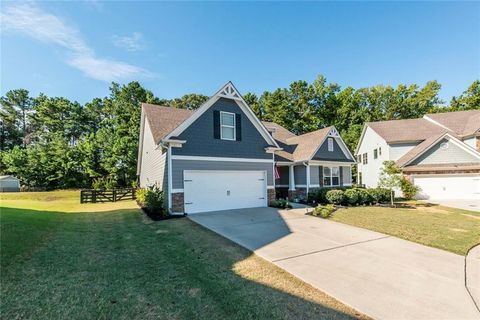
<box><xmin>413</xmin><ymin>175</ymin><xmax>480</xmax><ymax>200</ymax></box>
<box><xmin>183</xmin><ymin>170</ymin><xmax>267</xmax><ymax>214</ymax></box>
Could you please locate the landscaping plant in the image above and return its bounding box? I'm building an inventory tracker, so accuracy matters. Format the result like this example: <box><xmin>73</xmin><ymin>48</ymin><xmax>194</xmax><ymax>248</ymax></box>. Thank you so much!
<box><xmin>378</xmin><ymin>161</ymin><xmax>402</xmax><ymax>206</ymax></box>
<box><xmin>326</xmin><ymin>189</ymin><xmax>345</xmax><ymax>205</ymax></box>
<box><xmin>270</xmin><ymin>199</ymin><xmax>292</xmax><ymax>209</ymax></box>
<box><xmin>400</xmin><ymin>176</ymin><xmax>419</xmax><ymax>200</ymax></box>
<box><xmin>312</xmin><ymin>204</ymin><xmax>336</xmax><ymax>218</ymax></box>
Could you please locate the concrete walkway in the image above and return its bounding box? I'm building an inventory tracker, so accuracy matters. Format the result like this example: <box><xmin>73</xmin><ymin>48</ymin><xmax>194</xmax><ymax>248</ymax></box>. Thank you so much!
<box><xmin>189</xmin><ymin>207</ymin><xmax>480</xmax><ymax>320</ymax></box>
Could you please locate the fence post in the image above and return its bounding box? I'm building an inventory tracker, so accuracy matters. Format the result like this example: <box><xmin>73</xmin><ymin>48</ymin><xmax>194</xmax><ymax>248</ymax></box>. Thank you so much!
<box><xmin>80</xmin><ymin>190</ymin><xmax>84</xmax><ymax>203</ymax></box>
<box><xmin>92</xmin><ymin>190</ymin><xmax>96</xmax><ymax>203</ymax></box>
<box><xmin>113</xmin><ymin>189</ymin><xmax>117</xmax><ymax>202</ymax></box>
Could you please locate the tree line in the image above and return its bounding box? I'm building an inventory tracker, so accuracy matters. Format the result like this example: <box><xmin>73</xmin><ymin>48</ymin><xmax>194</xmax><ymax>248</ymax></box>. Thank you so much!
<box><xmin>1</xmin><ymin>75</ymin><xmax>478</xmax><ymax>189</ymax></box>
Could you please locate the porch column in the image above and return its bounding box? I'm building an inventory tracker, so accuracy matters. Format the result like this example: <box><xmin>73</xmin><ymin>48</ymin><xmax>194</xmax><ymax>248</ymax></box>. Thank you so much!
<box><xmin>306</xmin><ymin>164</ymin><xmax>310</xmax><ymax>194</ymax></box>
<box><xmin>289</xmin><ymin>165</ymin><xmax>295</xmax><ymax>190</ymax></box>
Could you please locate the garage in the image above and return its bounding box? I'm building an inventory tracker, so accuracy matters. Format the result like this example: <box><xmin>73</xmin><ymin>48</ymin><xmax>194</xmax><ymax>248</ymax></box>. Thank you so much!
<box><xmin>413</xmin><ymin>174</ymin><xmax>480</xmax><ymax>200</ymax></box>
<box><xmin>183</xmin><ymin>170</ymin><xmax>267</xmax><ymax>214</ymax></box>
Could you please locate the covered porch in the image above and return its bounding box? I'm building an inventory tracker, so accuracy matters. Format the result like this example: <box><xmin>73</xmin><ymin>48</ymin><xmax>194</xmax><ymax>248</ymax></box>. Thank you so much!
<box><xmin>275</xmin><ymin>161</ymin><xmax>353</xmax><ymax>200</ymax></box>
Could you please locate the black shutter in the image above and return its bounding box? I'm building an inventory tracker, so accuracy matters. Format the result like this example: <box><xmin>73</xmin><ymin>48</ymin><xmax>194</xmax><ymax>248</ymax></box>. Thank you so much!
<box><xmin>213</xmin><ymin>110</ymin><xmax>220</xmax><ymax>139</ymax></box>
<box><xmin>235</xmin><ymin>114</ymin><xmax>242</xmax><ymax>141</ymax></box>
<box><xmin>319</xmin><ymin>166</ymin><xmax>323</xmax><ymax>187</ymax></box>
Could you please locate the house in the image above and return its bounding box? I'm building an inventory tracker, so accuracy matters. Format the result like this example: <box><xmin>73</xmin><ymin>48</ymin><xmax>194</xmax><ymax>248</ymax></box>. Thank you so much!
<box><xmin>0</xmin><ymin>175</ymin><xmax>20</xmax><ymax>192</ymax></box>
<box><xmin>356</xmin><ymin>110</ymin><xmax>480</xmax><ymax>200</ymax></box>
<box><xmin>137</xmin><ymin>82</ymin><xmax>355</xmax><ymax>214</ymax></box>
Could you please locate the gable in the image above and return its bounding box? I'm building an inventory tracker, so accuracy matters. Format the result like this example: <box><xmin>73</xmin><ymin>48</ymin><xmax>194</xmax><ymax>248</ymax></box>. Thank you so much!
<box><xmin>410</xmin><ymin>138</ymin><xmax>480</xmax><ymax>166</ymax></box>
<box><xmin>312</xmin><ymin>137</ymin><xmax>352</xmax><ymax>161</ymax></box>
<box><xmin>172</xmin><ymin>98</ymin><xmax>272</xmax><ymax>159</ymax></box>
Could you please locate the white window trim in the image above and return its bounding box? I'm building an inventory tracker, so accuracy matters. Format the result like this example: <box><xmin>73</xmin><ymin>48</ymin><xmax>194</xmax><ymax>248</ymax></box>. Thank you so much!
<box><xmin>328</xmin><ymin>137</ymin><xmax>334</xmax><ymax>152</ymax></box>
<box><xmin>323</xmin><ymin>166</ymin><xmax>340</xmax><ymax>187</ymax></box>
<box><xmin>220</xmin><ymin>111</ymin><xmax>236</xmax><ymax>141</ymax></box>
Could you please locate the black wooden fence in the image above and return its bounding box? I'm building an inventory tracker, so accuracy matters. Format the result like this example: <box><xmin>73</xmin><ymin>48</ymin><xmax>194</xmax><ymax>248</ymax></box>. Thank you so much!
<box><xmin>80</xmin><ymin>188</ymin><xmax>136</xmax><ymax>203</ymax></box>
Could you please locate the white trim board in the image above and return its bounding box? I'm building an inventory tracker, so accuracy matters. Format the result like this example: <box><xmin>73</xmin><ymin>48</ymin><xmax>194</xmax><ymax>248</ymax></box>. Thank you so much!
<box><xmin>171</xmin><ymin>155</ymin><xmax>273</xmax><ymax>163</ymax></box>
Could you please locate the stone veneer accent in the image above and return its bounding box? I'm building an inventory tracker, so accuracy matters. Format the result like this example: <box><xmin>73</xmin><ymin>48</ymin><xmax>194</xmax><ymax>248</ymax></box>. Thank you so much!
<box><xmin>267</xmin><ymin>188</ymin><xmax>276</xmax><ymax>205</ymax></box>
<box><xmin>171</xmin><ymin>192</ymin><xmax>184</xmax><ymax>213</ymax></box>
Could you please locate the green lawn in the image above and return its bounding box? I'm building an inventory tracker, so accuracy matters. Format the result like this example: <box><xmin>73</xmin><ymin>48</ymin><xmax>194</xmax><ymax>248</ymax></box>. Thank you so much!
<box><xmin>331</xmin><ymin>202</ymin><xmax>480</xmax><ymax>255</ymax></box>
<box><xmin>0</xmin><ymin>191</ymin><xmax>367</xmax><ymax>320</ymax></box>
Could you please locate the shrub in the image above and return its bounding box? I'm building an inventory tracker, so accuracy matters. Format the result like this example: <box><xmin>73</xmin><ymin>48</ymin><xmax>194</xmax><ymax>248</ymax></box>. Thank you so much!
<box><xmin>356</xmin><ymin>188</ymin><xmax>372</xmax><ymax>205</ymax></box>
<box><xmin>91</xmin><ymin>176</ymin><xmax>117</xmax><ymax>190</ymax></box>
<box><xmin>344</xmin><ymin>188</ymin><xmax>360</xmax><ymax>206</ymax></box>
<box><xmin>136</xmin><ymin>188</ymin><xmax>147</xmax><ymax>205</ymax></box>
<box><xmin>144</xmin><ymin>186</ymin><xmax>165</xmax><ymax>212</ymax></box>
<box><xmin>400</xmin><ymin>177</ymin><xmax>418</xmax><ymax>200</ymax></box>
<box><xmin>367</xmin><ymin>188</ymin><xmax>391</xmax><ymax>204</ymax></box>
<box><xmin>270</xmin><ymin>198</ymin><xmax>292</xmax><ymax>209</ymax></box>
<box><xmin>312</xmin><ymin>204</ymin><xmax>335</xmax><ymax>218</ymax></box>
<box><xmin>326</xmin><ymin>189</ymin><xmax>345</xmax><ymax>205</ymax></box>
<box><xmin>308</xmin><ymin>187</ymin><xmax>351</xmax><ymax>204</ymax></box>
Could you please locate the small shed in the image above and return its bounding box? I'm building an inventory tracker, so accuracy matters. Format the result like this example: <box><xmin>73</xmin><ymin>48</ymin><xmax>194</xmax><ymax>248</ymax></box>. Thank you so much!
<box><xmin>0</xmin><ymin>175</ymin><xmax>20</xmax><ymax>192</ymax></box>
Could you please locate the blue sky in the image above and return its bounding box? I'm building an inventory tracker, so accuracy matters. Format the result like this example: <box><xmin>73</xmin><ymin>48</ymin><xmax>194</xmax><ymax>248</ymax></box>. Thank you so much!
<box><xmin>1</xmin><ymin>1</ymin><xmax>479</xmax><ymax>104</ymax></box>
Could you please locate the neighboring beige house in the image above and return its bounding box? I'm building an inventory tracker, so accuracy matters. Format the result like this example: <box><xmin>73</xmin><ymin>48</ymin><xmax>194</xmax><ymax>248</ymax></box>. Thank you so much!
<box><xmin>356</xmin><ymin>110</ymin><xmax>480</xmax><ymax>200</ymax></box>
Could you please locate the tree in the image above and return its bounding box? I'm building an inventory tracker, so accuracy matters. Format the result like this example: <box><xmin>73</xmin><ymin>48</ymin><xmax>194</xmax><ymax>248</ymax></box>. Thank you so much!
<box><xmin>167</xmin><ymin>93</ymin><xmax>208</xmax><ymax>110</ymax></box>
<box><xmin>450</xmin><ymin>80</ymin><xmax>480</xmax><ymax>110</ymax></box>
<box><xmin>0</xmin><ymin>89</ymin><xmax>34</xmax><ymax>149</ymax></box>
<box><xmin>378</xmin><ymin>161</ymin><xmax>402</xmax><ymax>206</ymax></box>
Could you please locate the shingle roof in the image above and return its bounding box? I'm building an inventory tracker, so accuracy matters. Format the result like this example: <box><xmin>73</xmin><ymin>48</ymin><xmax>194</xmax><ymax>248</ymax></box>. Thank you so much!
<box><xmin>395</xmin><ymin>133</ymin><xmax>447</xmax><ymax>168</ymax></box>
<box><xmin>366</xmin><ymin>110</ymin><xmax>480</xmax><ymax>145</ymax></box>
<box><xmin>262</xmin><ymin>121</ymin><xmax>296</xmax><ymax>143</ymax></box>
<box><xmin>142</xmin><ymin>104</ymin><xmax>348</xmax><ymax>163</ymax></box>
<box><xmin>425</xmin><ymin>110</ymin><xmax>480</xmax><ymax>137</ymax></box>
<box><xmin>367</xmin><ymin>118</ymin><xmax>448</xmax><ymax>143</ymax></box>
<box><xmin>142</xmin><ymin>103</ymin><xmax>193</xmax><ymax>144</ymax></box>
<box><xmin>286</xmin><ymin>127</ymin><xmax>332</xmax><ymax>162</ymax></box>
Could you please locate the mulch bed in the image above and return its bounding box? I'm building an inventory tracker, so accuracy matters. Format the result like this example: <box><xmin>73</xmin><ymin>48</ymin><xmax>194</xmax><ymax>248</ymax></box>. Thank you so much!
<box><xmin>136</xmin><ymin>201</ymin><xmax>185</xmax><ymax>221</ymax></box>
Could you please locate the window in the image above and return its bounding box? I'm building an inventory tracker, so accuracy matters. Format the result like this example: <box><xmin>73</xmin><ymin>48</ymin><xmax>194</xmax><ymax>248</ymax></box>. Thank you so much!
<box><xmin>328</xmin><ymin>138</ymin><xmax>334</xmax><ymax>152</ymax></box>
<box><xmin>220</xmin><ymin>111</ymin><xmax>235</xmax><ymax>140</ymax></box>
<box><xmin>363</xmin><ymin>153</ymin><xmax>368</xmax><ymax>164</ymax></box>
<box><xmin>323</xmin><ymin>166</ymin><xmax>340</xmax><ymax>186</ymax></box>
<box><xmin>379</xmin><ymin>147</ymin><xmax>382</xmax><ymax>156</ymax></box>
<box><xmin>357</xmin><ymin>154</ymin><xmax>362</xmax><ymax>163</ymax></box>
<box><xmin>358</xmin><ymin>172</ymin><xmax>362</xmax><ymax>185</ymax></box>
<box><xmin>374</xmin><ymin>149</ymin><xmax>378</xmax><ymax>159</ymax></box>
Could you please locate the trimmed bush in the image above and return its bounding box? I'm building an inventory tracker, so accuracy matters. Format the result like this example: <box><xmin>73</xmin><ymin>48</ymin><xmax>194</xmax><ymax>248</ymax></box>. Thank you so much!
<box><xmin>144</xmin><ymin>186</ymin><xmax>165</xmax><ymax>212</ymax></box>
<box><xmin>344</xmin><ymin>188</ymin><xmax>360</xmax><ymax>205</ymax></box>
<box><xmin>270</xmin><ymin>198</ymin><xmax>292</xmax><ymax>209</ymax></box>
<box><xmin>308</xmin><ymin>187</ymin><xmax>351</xmax><ymax>204</ymax></box>
<box><xmin>400</xmin><ymin>177</ymin><xmax>418</xmax><ymax>200</ymax></box>
<box><xmin>312</xmin><ymin>204</ymin><xmax>335</xmax><ymax>218</ymax></box>
<box><xmin>356</xmin><ymin>188</ymin><xmax>371</xmax><ymax>205</ymax></box>
<box><xmin>326</xmin><ymin>189</ymin><xmax>345</xmax><ymax>205</ymax></box>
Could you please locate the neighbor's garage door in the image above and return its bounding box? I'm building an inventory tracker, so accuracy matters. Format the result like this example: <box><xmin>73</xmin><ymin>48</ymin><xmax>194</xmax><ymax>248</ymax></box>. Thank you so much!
<box><xmin>413</xmin><ymin>175</ymin><xmax>480</xmax><ymax>200</ymax></box>
<box><xmin>183</xmin><ymin>170</ymin><xmax>267</xmax><ymax>214</ymax></box>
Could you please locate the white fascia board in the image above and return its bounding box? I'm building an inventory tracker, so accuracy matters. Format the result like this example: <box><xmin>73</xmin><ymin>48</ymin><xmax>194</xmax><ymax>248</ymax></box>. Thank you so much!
<box><xmin>309</xmin><ymin>160</ymin><xmax>355</xmax><ymax>166</ymax></box>
<box><xmin>171</xmin><ymin>155</ymin><xmax>273</xmax><ymax>163</ymax></box>
<box><xmin>137</xmin><ymin>108</ymin><xmax>146</xmax><ymax>175</ymax></box>
<box><xmin>164</xmin><ymin>81</ymin><xmax>279</xmax><ymax>148</ymax></box>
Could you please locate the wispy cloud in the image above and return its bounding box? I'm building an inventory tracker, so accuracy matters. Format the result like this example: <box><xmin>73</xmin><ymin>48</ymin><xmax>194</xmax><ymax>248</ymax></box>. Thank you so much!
<box><xmin>112</xmin><ymin>32</ymin><xmax>144</xmax><ymax>52</ymax></box>
<box><xmin>0</xmin><ymin>3</ymin><xmax>151</xmax><ymax>82</ymax></box>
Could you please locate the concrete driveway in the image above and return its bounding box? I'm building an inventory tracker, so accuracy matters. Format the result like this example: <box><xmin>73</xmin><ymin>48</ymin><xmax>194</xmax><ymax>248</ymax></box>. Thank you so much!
<box><xmin>189</xmin><ymin>207</ymin><xmax>480</xmax><ymax>320</ymax></box>
<box><xmin>424</xmin><ymin>199</ymin><xmax>480</xmax><ymax>212</ymax></box>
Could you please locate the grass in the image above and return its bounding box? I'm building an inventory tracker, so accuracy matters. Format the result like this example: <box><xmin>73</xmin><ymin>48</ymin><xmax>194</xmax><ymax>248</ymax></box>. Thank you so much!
<box><xmin>330</xmin><ymin>201</ymin><xmax>480</xmax><ymax>255</ymax></box>
<box><xmin>1</xmin><ymin>191</ymin><xmax>368</xmax><ymax>319</ymax></box>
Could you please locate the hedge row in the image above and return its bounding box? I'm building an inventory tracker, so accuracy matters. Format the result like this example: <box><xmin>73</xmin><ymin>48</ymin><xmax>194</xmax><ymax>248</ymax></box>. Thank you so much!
<box><xmin>307</xmin><ymin>187</ymin><xmax>392</xmax><ymax>206</ymax></box>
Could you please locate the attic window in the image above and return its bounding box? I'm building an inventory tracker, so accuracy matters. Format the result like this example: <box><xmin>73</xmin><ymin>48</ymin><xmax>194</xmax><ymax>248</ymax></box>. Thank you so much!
<box><xmin>328</xmin><ymin>138</ymin><xmax>334</xmax><ymax>152</ymax></box>
<box><xmin>220</xmin><ymin>111</ymin><xmax>236</xmax><ymax>141</ymax></box>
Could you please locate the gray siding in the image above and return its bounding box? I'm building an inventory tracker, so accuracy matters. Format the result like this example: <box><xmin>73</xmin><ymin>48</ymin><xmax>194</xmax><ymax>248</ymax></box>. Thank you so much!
<box><xmin>310</xmin><ymin>166</ymin><xmax>319</xmax><ymax>185</ymax></box>
<box><xmin>172</xmin><ymin>159</ymin><xmax>273</xmax><ymax>189</ymax></box>
<box><xmin>411</xmin><ymin>138</ymin><xmax>479</xmax><ymax>165</ymax></box>
<box><xmin>173</xmin><ymin>98</ymin><xmax>271</xmax><ymax>159</ymax></box>
<box><xmin>312</xmin><ymin>137</ymin><xmax>351</xmax><ymax>161</ymax></box>
<box><xmin>294</xmin><ymin>165</ymin><xmax>306</xmax><ymax>185</ymax></box>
